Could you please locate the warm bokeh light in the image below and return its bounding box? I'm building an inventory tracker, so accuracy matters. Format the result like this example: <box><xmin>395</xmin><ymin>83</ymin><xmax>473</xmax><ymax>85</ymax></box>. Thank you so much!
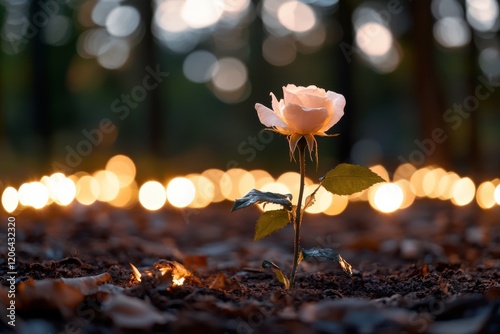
<box><xmin>186</xmin><ymin>174</ymin><xmax>215</xmax><ymax>208</ymax></box>
<box><xmin>369</xmin><ymin>165</ymin><xmax>390</xmax><ymax>182</ymax></box>
<box><xmin>437</xmin><ymin>172</ymin><xmax>460</xmax><ymax>200</ymax></box>
<box><xmin>201</xmin><ymin>169</ymin><xmax>229</xmax><ymax>203</ymax></box>
<box><xmin>18</xmin><ymin>182</ymin><xmax>49</xmax><ymax>209</ymax></box>
<box><xmin>139</xmin><ymin>181</ymin><xmax>167</xmax><ymax>211</ymax></box>
<box><xmin>393</xmin><ymin>163</ymin><xmax>417</xmax><ymax>181</ymax></box>
<box><xmin>166</xmin><ymin>177</ymin><xmax>196</xmax><ymax>208</ymax></box>
<box><xmin>105</xmin><ymin>154</ymin><xmax>136</xmax><ymax>187</ymax></box>
<box><xmin>324</xmin><ymin>194</ymin><xmax>348</xmax><ymax>216</ymax></box>
<box><xmin>2</xmin><ymin>187</ymin><xmax>19</xmax><ymax>213</ymax></box>
<box><xmin>277</xmin><ymin>1</ymin><xmax>317</xmax><ymax>33</ymax></box>
<box><xmin>211</xmin><ymin>57</ymin><xmax>248</xmax><ymax>92</ymax></box>
<box><xmin>221</xmin><ymin>168</ymin><xmax>249</xmax><ymax>201</ymax></box>
<box><xmin>410</xmin><ymin>167</ymin><xmax>432</xmax><ymax>197</ymax></box>
<box><xmin>476</xmin><ymin>181</ymin><xmax>496</xmax><ymax>209</ymax></box>
<box><xmin>108</xmin><ymin>181</ymin><xmax>138</xmax><ymax>209</ymax></box>
<box><xmin>258</xmin><ymin>182</ymin><xmax>291</xmax><ymax>211</ymax></box>
<box><xmin>304</xmin><ymin>184</ymin><xmax>333</xmax><ymax>214</ymax></box>
<box><xmin>356</xmin><ymin>22</ymin><xmax>393</xmax><ymax>57</ymax></box>
<box><xmin>395</xmin><ymin>179</ymin><xmax>416</xmax><ymax>209</ymax></box>
<box><xmin>93</xmin><ymin>170</ymin><xmax>121</xmax><ymax>202</ymax></box>
<box><xmin>181</xmin><ymin>0</ymin><xmax>223</xmax><ymax>29</ymax></box>
<box><xmin>370</xmin><ymin>183</ymin><xmax>404</xmax><ymax>213</ymax></box>
<box><xmin>75</xmin><ymin>175</ymin><xmax>100</xmax><ymax>206</ymax></box>
<box><xmin>42</xmin><ymin>173</ymin><xmax>77</xmax><ymax>206</ymax></box>
<box><xmin>494</xmin><ymin>184</ymin><xmax>500</xmax><ymax>205</ymax></box>
<box><xmin>277</xmin><ymin>171</ymin><xmax>312</xmax><ymax>204</ymax></box>
<box><xmin>251</xmin><ymin>169</ymin><xmax>275</xmax><ymax>189</ymax></box>
<box><xmin>451</xmin><ymin>177</ymin><xmax>476</xmax><ymax>206</ymax></box>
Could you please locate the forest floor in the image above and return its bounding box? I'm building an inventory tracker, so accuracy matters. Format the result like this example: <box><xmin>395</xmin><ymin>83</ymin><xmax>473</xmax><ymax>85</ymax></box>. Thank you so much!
<box><xmin>1</xmin><ymin>200</ymin><xmax>500</xmax><ymax>334</ymax></box>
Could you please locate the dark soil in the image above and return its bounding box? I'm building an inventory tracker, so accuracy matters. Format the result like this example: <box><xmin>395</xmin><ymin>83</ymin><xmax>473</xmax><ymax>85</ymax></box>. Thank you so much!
<box><xmin>1</xmin><ymin>201</ymin><xmax>500</xmax><ymax>333</ymax></box>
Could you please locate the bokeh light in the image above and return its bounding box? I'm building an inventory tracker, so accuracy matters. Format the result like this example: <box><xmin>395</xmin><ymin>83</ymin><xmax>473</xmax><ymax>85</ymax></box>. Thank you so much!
<box><xmin>166</xmin><ymin>177</ymin><xmax>196</xmax><ymax>208</ymax></box>
<box><xmin>75</xmin><ymin>175</ymin><xmax>100</xmax><ymax>206</ymax></box>
<box><xmin>277</xmin><ymin>1</ymin><xmax>317</xmax><ymax>33</ymax></box>
<box><xmin>18</xmin><ymin>182</ymin><xmax>49</xmax><ymax>209</ymax></box>
<box><xmin>139</xmin><ymin>181</ymin><xmax>167</xmax><ymax>211</ymax></box>
<box><xmin>105</xmin><ymin>154</ymin><xmax>136</xmax><ymax>187</ymax></box>
<box><xmin>370</xmin><ymin>183</ymin><xmax>404</xmax><ymax>213</ymax></box>
<box><xmin>106</xmin><ymin>5</ymin><xmax>141</xmax><ymax>38</ymax></box>
<box><xmin>476</xmin><ymin>181</ymin><xmax>496</xmax><ymax>209</ymax></box>
<box><xmin>93</xmin><ymin>170</ymin><xmax>120</xmax><ymax>202</ymax></box>
<box><xmin>2</xmin><ymin>187</ymin><xmax>19</xmax><ymax>213</ymax></box>
<box><xmin>451</xmin><ymin>177</ymin><xmax>476</xmax><ymax>206</ymax></box>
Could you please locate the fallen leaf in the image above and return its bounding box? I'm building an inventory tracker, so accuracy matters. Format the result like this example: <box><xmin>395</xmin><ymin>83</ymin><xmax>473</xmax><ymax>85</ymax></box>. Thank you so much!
<box><xmin>208</xmin><ymin>273</ymin><xmax>239</xmax><ymax>291</ymax></box>
<box><xmin>102</xmin><ymin>294</ymin><xmax>175</xmax><ymax>329</ymax></box>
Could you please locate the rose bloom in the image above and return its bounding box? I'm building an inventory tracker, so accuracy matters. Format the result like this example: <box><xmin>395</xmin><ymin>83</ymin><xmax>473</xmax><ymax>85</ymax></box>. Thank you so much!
<box><xmin>255</xmin><ymin>84</ymin><xmax>345</xmax><ymax>161</ymax></box>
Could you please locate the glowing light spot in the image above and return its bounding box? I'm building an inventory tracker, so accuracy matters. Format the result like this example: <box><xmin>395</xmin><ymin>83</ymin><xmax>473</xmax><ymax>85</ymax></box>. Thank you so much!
<box><xmin>466</xmin><ymin>0</ymin><xmax>499</xmax><ymax>32</ymax></box>
<box><xmin>75</xmin><ymin>175</ymin><xmax>100</xmax><ymax>206</ymax></box>
<box><xmin>109</xmin><ymin>181</ymin><xmax>137</xmax><ymax>209</ymax></box>
<box><xmin>258</xmin><ymin>182</ymin><xmax>290</xmax><ymax>211</ymax></box>
<box><xmin>43</xmin><ymin>173</ymin><xmax>77</xmax><ymax>206</ymax></box>
<box><xmin>356</xmin><ymin>22</ymin><xmax>393</xmax><ymax>57</ymax></box>
<box><xmin>18</xmin><ymin>182</ymin><xmax>49</xmax><ymax>209</ymax></box>
<box><xmin>262</xmin><ymin>36</ymin><xmax>297</xmax><ymax>67</ymax></box>
<box><xmin>201</xmin><ymin>169</ymin><xmax>228</xmax><ymax>203</ymax></box>
<box><xmin>92</xmin><ymin>0</ymin><xmax>120</xmax><ymax>26</ymax></box>
<box><xmin>155</xmin><ymin>0</ymin><xmax>188</xmax><ymax>33</ymax></box>
<box><xmin>166</xmin><ymin>177</ymin><xmax>196</xmax><ymax>208</ymax></box>
<box><xmin>106</xmin><ymin>6</ymin><xmax>140</xmax><ymax>37</ymax></box>
<box><xmin>304</xmin><ymin>184</ymin><xmax>332</xmax><ymax>214</ymax></box>
<box><xmin>370</xmin><ymin>183</ymin><xmax>404</xmax><ymax>213</ymax></box>
<box><xmin>186</xmin><ymin>174</ymin><xmax>214</xmax><ymax>208</ymax></box>
<box><xmin>494</xmin><ymin>184</ymin><xmax>500</xmax><ymax>205</ymax></box>
<box><xmin>393</xmin><ymin>163</ymin><xmax>417</xmax><ymax>181</ymax></box>
<box><xmin>139</xmin><ymin>181</ymin><xmax>167</xmax><ymax>211</ymax></box>
<box><xmin>369</xmin><ymin>165</ymin><xmax>390</xmax><ymax>182</ymax></box>
<box><xmin>251</xmin><ymin>170</ymin><xmax>275</xmax><ymax>189</ymax></box>
<box><xmin>211</xmin><ymin>57</ymin><xmax>248</xmax><ymax>92</ymax></box>
<box><xmin>395</xmin><ymin>179</ymin><xmax>415</xmax><ymax>209</ymax></box>
<box><xmin>437</xmin><ymin>172</ymin><xmax>460</xmax><ymax>200</ymax></box>
<box><xmin>451</xmin><ymin>177</ymin><xmax>475</xmax><ymax>206</ymax></box>
<box><xmin>410</xmin><ymin>167</ymin><xmax>432</xmax><ymax>197</ymax></box>
<box><xmin>2</xmin><ymin>187</ymin><xmax>19</xmax><ymax>213</ymax></box>
<box><xmin>183</xmin><ymin>50</ymin><xmax>218</xmax><ymax>83</ymax></box>
<box><xmin>277</xmin><ymin>1</ymin><xmax>316</xmax><ymax>33</ymax></box>
<box><xmin>324</xmin><ymin>194</ymin><xmax>348</xmax><ymax>216</ymax></box>
<box><xmin>220</xmin><ymin>168</ymin><xmax>247</xmax><ymax>201</ymax></box>
<box><xmin>93</xmin><ymin>170</ymin><xmax>120</xmax><ymax>202</ymax></box>
<box><xmin>476</xmin><ymin>181</ymin><xmax>496</xmax><ymax>209</ymax></box>
<box><xmin>97</xmin><ymin>38</ymin><xmax>130</xmax><ymax>70</ymax></box>
<box><xmin>434</xmin><ymin>17</ymin><xmax>471</xmax><ymax>48</ymax></box>
<box><xmin>181</xmin><ymin>0</ymin><xmax>223</xmax><ymax>29</ymax></box>
<box><xmin>105</xmin><ymin>154</ymin><xmax>136</xmax><ymax>187</ymax></box>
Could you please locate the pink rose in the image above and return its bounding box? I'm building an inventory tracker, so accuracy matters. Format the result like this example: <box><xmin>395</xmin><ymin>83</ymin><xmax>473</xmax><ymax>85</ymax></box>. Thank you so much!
<box><xmin>255</xmin><ymin>84</ymin><xmax>345</xmax><ymax>160</ymax></box>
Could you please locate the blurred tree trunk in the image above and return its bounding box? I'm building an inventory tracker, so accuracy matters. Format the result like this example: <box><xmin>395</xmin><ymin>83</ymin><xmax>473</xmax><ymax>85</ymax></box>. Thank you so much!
<box><xmin>136</xmin><ymin>0</ymin><xmax>163</xmax><ymax>155</ymax></box>
<box><xmin>31</xmin><ymin>0</ymin><xmax>52</xmax><ymax>164</ymax></box>
<box><xmin>335</xmin><ymin>0</ymin><xmax>355</xmax><ymax>163</ymax></box>
<box><xmin>410</xmin><ymin>0</ymin><xmax>451</xmax><ymax>168</ymax></box>
<box><xmin>466</xmin><ymin>44</ymin><xmax>482</xmax><ymax>178</ymax></box>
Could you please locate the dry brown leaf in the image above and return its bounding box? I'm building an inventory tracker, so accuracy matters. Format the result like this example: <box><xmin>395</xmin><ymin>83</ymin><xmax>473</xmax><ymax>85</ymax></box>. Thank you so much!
<box><xmin>208</xmin><ymin>272</ymin><xmax>239</xmax><ymax>291</ymax></box>
<box><xmin>102</xmin><ymin>294</ymin><xmax>175</xmax><ymax>329</ymax></box>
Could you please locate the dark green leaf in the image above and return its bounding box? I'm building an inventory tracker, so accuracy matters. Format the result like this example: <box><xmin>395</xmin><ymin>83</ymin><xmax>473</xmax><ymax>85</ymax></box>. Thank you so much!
<box><xmin>301</xmin><ymin>247</ymin><xmax>353</xmax><ymax>276</ymax></box>
<box><xmin>261</xmin><ymin>260</ymin><xmax>290</xmax><ymax>289</ymax></box>
<box><xmin>254</xmin><ymin>209</ymin><xmax>291</xmax><ymax>241</ymax></box>
<box><xmin>320</xmin><ymin>163</ymin><xmax>385</xmax><ymax>196</ymax></box>
<box><xmin>231</xmin><ymin>189</ymin><xmax>293</xmax><ymax>212</ymax></box>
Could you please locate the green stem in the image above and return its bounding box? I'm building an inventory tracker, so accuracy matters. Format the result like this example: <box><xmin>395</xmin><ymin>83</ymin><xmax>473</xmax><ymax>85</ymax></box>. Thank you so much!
<box><xmin>290</xmin><ymin>138</ymin><xmax>307</xmax><ymax>289</ymax></box>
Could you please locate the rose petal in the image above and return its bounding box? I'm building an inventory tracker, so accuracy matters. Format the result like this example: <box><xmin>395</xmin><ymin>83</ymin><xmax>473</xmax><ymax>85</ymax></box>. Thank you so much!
<box><xmin>297</xmin><ymin>93</ymin><xmax>329</xmax><ymax>109</ymax></box>
<box><xmin>255</xmin><ymin>103</ymin><xmax>289</xmax><ymax>129</ymax></box>
<box><xmin>322</xmin><ymin>91</ymin><xmax>346</xmax><ymax>132</ymax></box>
<box><xmin>282</xmin><ymin>103</ymin><xmax>329</xmax><ymax>135</ymax></box>
<box><xmin>283</xmin><ymin>86</ymin><xmax>303</xmax><ymax>106</ymax></box>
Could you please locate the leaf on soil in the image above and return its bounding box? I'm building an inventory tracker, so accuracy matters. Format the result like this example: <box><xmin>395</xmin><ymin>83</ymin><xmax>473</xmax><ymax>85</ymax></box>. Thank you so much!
<box><xmin>320</xmin><ymin>163</ymin><xmax>385</xmax><ymax>195</ymax></box>
<box><xmin>231</xmin><ymin>189</ymin><xmax>293</xmax><ymax>212</ymax></box>
<box><xmin>16</xmin><ymin>279</ymin><xmax>84</xmax><ymax>318</ymax></box>
<box><xmin>102</xmin><ymin>294</ymin><xmax>175</xmax><ymax>329</ymax></box>
<box><xmin>254</xmin><ymin>209</ymin><xmax>291</xmax><ymax>241</ymax></box>
<box><xmin>13</xmin><ymin>273</ymin><xmax>112</xmax><ymax>318</ymax></box>
<box><xmin>261</xmin><ymin>260</ymin><xmax>290</xmax><ymax>289</ymax></box>
<box><xmin>301</xmin><ymin>247</ymin><xmax>353</xmax><ymax>276</ymax></box>
<box><xmin>208</xmin><ymin>272</ymin><xmax>239</xmax><ymax>291</ymax></box>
